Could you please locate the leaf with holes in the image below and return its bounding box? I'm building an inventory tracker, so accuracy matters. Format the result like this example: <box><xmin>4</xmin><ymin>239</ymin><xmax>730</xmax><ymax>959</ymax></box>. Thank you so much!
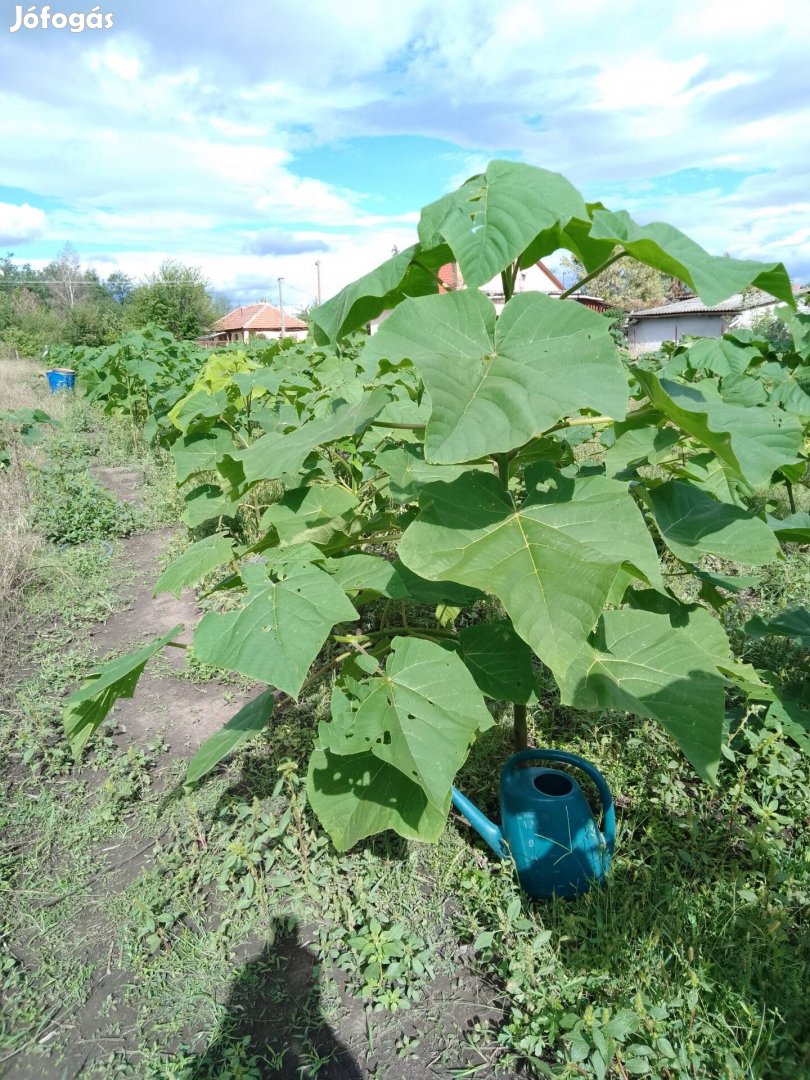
<box><xmin>318</xmin><ymin>637</ymin><xmax>492</xmax><ymax>813</ymax></box>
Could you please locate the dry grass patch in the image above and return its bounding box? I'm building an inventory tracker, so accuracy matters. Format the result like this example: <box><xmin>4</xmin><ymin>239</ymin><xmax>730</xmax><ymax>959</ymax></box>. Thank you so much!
<box><xmin>0</xmin><ymin>355</ymin><xmax>69</xmax><ymax>417</ymax></box>
<box><xmin>0</xmin><ymin>451</ymin><xmax>41</xmax><ymax>686</ymax></box>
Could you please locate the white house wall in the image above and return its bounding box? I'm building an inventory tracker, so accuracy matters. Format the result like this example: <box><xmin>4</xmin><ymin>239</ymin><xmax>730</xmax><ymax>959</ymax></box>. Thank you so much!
<box><xmin>628</xmin><ymin>315</ymin><xmax>726</xmax><ymax>357</ymax></box>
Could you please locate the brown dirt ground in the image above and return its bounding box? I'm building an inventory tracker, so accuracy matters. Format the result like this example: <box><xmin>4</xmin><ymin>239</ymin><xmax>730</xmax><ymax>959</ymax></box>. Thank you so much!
<box><xmin>5</xmin><ymin>470</ymin><xmax>504</xmax><ymax>1080</ymax></box>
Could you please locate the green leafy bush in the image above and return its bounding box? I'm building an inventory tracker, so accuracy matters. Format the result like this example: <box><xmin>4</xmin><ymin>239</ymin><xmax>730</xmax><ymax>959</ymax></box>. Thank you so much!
<box><xmin>62</xmin><ymin>160</ymin><xmax>809</xmax><ymax>853</ymax></box>
<box><xmin>30</xmin><ymin>466</ymin><xmax>139</xmax><ymax>544</ymax></box>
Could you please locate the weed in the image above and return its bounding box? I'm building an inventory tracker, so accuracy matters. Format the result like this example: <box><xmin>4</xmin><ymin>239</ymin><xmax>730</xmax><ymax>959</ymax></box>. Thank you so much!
<box><xmin>29</xmin><ymin>465</ymin><xmax>140</xmax><ymax>544</ymax></box>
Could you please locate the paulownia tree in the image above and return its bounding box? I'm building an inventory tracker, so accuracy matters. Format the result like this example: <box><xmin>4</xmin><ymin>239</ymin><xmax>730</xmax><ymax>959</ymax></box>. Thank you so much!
<box><xmin>64</xmin><ymin>162</ymin><xmax>810</xmax><ymax>850</ymax></box>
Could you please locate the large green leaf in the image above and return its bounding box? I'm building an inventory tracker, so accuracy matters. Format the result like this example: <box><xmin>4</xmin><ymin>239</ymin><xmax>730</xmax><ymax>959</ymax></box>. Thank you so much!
<box><xmin>685</xmin><ymin>338</ymin><xmax>760</xmax><ymax>378</ymax></box>
<box><xmin>418</xmin><ymin>160</ymin><xmax>588</xmax><ymax>287</ymax></box>
<box><xmin>185</xmin><ymin>688</ymin><xmax>276</xmax><ymax>785</ymax></box>
<box><xmin>169</xmin><ymin>387</ymin><xmax>229</xmax><ymax>433</ymax></box>
<box><xmin>560</xmin><ymin>608</ymin><xmax>726</xmax><ymax>782</ymax></box>
<box><xmin>744</xmin><ymin>608</ymin><xmax>810</xmax><ymax>647</ymax></box>
<box><xmin>318</xmin><ymin>637</ymin><xmax>492</xmax><ymax>811</ymax></box>
<box><xmin>626</xmin><ymin>589</ymin><xmax>767</xmax><ymax>697</ymax></box>
<box><xmin>307</xmin><ymin>746</ymin><xmax>448</xmax><ymax>850</ymax></box>
<box><xmin>309</xmin><ymin>243</ymin><xmax>450</xmax><ymax>344</ymax></box>
<box><xmin>64</xmin><ymin>626</ymin><xmax>183</xmax><ymax>757</ymax></box>
<box><xmin>767</xmin><ymin>512</ymin><xmax>810</xmax><ymax>544</ymax></box>
<box><xmin>635</xmin><ymin>371</ymin><xmax>803</xmax><ymax>489</ymax></box>
<box><xmin>181</xmin><ymin>483</ymin><xmax>240</xmax><ymax>528</ymax></box>
<box><xmin>192</xmin><ymin>562</ymin><xmax>357</xmax><ymax>697</ymax></box>
<box><xmin>171</xmin><ymin>424</ymin><xmax>235</xmax><ymax>484</ymax></box>
<box><xmin>589</xmin><ymin>210</ymin><xmax>794</xmax><ymax>306</ymax></box>
<box><xmin>604</xmin><ymin>424</ymin><xmax>680</xmax><ymax>478</ymax></box>
<box><xmin>324</xmin><ymin>553</ymin><xmax>483</xmax><ymax>607</ymax></box>
<box><xmin>766</xmin><ymin>695</ymin><xmax>810</xmax><ymax>755</ymax></box>
<box><xmin>645</xmin><ymin>480</ymin><xmax>779</xmax><ymax>565</ymax></box>
<box><xmin>365</xmin><ymin>290</ymin><xmax>627</xmax><ymax>465</ymax></box>
<box><xmin>261</xmin><ymin>485</ymin><xmax>359</xmax><ymax>548</ymax></box>
<box><xmin>398</xmin><ymin>467</ymin><xmax>661</xmax><ymax>681</ymax></box>
<box><xmin>375</xmin><ymin>444</ymin><xmax>489</xmax><ymax>504</ymax></box>
<box><xmin>456</xmin><ymin>620</ymin><xmax>538</xmax><ymax>704</ymax></box>
<box><xmin>154</xmin><ymin>534</ymin><xmax>236</xmax><ymax>597</ymax></box>
<box><xmin>221</xmin><ymin>389</ymin><xmax>391</xmax><ymax>488</ymax></box>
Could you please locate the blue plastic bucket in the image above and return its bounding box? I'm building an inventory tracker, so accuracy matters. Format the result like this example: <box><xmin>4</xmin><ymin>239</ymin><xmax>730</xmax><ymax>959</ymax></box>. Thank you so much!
<box><xmin>45</xmin><ymin>368</ymin><xmax>76</xmax><ymax>393</ymax></box>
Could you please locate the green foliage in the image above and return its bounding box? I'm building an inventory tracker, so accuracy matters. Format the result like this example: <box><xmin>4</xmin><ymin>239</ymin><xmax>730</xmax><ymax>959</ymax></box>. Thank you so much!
<box><xmin>30</xmin><ymin>465</ymin><xmax>139</xmax><ymax>544</ymax></box>
<box><xmin>0</xmin><ymin>249</ymin><xmax>132</xmax><ymax>354</ymax></box>
<box><xmin>63</xmin><ymin>626</ymin><xmax>182</xmax><ymax>756</ymax></box>
<box><xmin>0</xmin><ymin>406</ymin><xmax>59</xmax><ymax>466</ymax></box>
<box><xmin>61</xmin><ymin>161</ymin><xmax>809</xmax><ymax>854</ymax></box>
<box><xmin>127</xmin><ymin>259</ymin><xmax>223</xmax><ymax>340</ymax></box>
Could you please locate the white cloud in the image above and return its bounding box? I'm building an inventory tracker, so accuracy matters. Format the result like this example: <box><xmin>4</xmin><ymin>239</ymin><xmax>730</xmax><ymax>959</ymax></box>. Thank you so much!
<box><xmin>0</xmin><ymin>202</ymin><xmax>47</xmax><ymax>245</ymax></box>
<box><xmin>1</xmin><ymin>0</ymin><xmax>808</xmax><ymax>292</ymax></box>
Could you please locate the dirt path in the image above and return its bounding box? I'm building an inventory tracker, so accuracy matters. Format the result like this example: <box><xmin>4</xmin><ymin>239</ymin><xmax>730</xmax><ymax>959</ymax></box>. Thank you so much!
<box><xmin>94</xmin><ymin>528</ymin><xmax>257</xmax><ymax>755</ymax></box>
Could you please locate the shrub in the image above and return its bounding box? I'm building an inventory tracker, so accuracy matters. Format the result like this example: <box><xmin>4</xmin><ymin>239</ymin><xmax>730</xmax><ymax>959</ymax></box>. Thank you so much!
<box><xmin>30</xmin><ymin>466</ymin><xmax>139</xmax><ymax>545</ymax></box>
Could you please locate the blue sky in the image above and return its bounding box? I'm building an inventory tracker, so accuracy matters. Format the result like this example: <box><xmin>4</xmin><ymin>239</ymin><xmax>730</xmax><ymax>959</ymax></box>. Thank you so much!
<box><xmin>1</xmin><ymin>0</ymin><xmax>809</xmax><ymax>308</ymax></box>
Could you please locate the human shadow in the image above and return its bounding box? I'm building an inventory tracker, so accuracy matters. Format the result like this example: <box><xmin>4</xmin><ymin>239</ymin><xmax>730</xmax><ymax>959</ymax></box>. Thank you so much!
<box><xmin>188</xmin><ymin>918</ymin><xmax>363</xmax><ymax>1079</ymax></box>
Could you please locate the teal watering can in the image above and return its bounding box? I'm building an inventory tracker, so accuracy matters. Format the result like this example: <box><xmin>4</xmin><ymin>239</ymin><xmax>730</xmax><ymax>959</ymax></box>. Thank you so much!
<box><xmin>451</xmin><ymin>749</ymin><xmax>615</xmax><ymax>899</ymax></box>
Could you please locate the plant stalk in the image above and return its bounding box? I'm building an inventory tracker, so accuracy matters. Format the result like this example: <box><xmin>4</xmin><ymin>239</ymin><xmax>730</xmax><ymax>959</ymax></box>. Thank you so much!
<box><xmin>559</xmin><ymin>251</ymin><xmax>625</xmax><ymax>301</ymax></box>
<box><xmin>513</xmin><ymin>703</ymin><xmax>528</xmax><ymax>750</ymax></box>
<box><xmin>492</xmin><ymin>448</ymin><xmax>528</xmax><ymax>748</ymax></box>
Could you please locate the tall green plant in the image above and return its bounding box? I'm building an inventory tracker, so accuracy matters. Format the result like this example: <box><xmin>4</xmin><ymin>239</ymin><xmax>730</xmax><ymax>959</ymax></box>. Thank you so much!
<box><xmin>63</xmin><ymin>163</ymin><xmax>808</xmax><ymax>850</ymax></box>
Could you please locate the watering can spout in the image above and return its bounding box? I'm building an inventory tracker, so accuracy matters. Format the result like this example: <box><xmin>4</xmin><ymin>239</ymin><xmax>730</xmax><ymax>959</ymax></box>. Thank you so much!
<box><xmin>451</xmin><ymin>786</ymin><xmax>507</xmax><ymax>859</ymax></box>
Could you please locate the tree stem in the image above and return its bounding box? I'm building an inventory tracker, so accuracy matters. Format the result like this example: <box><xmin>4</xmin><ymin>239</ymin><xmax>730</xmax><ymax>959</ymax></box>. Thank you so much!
<box><xmin>559</xmin><ymin>251</ymin><xmax>625</xmax><ymax>300</ymax></box>
<box><xmin>513</xmin><ymin>703</ymin><xmax>528</xmax><ymax>750</ymax></box>
<box><xmin>492</xmin><ymin>448</ymin><xmax>529</xmax><ymax>747</ymax></box>
<box><xmin>370</xmin><ymin>421</ymin><xmax>427</xmax><ymax>430</ymax></box>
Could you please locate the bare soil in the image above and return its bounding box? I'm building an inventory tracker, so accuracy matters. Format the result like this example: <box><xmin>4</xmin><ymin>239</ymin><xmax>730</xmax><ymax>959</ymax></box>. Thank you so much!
<box><xmin>88</xmin><ymin>528</ymin><xmax>258</xmax><ymax>755</ymax></box>
<box><xmin>5</xmin><ymin>471</ymin><xmax>504</xmax><ymax>1080</ymax></box>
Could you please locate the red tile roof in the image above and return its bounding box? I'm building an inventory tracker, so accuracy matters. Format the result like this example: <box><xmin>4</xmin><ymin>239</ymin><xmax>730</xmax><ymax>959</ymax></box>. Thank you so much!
<box><xmin>437</xmin><ymin>263</ymin><xmax>461</xmax><ymax>291</ymax></box>
<box><xmin>214</xmin><ymin>303</ymin><xmax>307</xmax><ymax>333</ymax></box>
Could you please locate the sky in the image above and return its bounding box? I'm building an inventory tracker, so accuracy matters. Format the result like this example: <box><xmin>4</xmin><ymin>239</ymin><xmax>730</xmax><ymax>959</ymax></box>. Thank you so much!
<box><xmin>1</xmin><ymin>0</ymin><xmax>809</xmax><ymax>311</ymax></box>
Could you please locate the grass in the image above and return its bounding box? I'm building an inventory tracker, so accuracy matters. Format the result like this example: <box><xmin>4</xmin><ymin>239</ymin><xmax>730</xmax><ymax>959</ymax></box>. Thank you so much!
<box><xmin>1</xmin><ymin>363</ymin><xmax>809</xmax><ymax>1078</ymax></box>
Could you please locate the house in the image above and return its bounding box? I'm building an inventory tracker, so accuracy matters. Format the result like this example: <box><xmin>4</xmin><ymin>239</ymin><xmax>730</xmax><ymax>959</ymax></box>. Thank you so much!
<box><xmin>627</xmin><ymin>290</ymin><xmax>806</xmax><ymax>358</ymax></box>
<box><xmin>479</xmin><ymin>261</ymin><xmax>610</xmax><ymax>314</ymax></box>
<box><xmin>205</xmin><ymin>302</ymin><xmax>308</xmax><ymax>346</ymax></box>
<box><xmin>368</xmin><ymin>260</ymin><xmax>608</xmax><ymax>333</ymax></box>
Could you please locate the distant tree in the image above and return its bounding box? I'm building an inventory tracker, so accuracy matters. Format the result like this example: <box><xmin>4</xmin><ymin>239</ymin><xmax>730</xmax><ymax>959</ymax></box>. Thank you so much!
<box><xmin>127</xmin><ymin>260</ymin><xmax>219</xmax><ymax>339</ymax></box>
<box><xmin>44</xmin><ymin>243</ymin><xmax>87</xmax><ymax>310</ymax></box>
<box><xmin>64</xmin><ymin>302</ymin><xmax>123</xmax><ymax>347</ymax></box>
<box><xmin>209</xmin><ymin>290</ymin><xmax>232</xmax><ymax>320</ymax></box>
<box><xmin>560</xmin><ymin>249</ymin><xmax>674</xmax><ymax>311</ymax></box>
<box><xmin>104</xmin><ymin>270</ymin><xmax>135</xmax><ymax>305</ymax></box>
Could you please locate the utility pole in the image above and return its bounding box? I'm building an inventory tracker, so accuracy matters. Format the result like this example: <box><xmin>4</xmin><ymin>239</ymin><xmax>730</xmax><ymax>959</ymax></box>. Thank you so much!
<box><xmin>278</xmin><ymin>276</ymin><xmax>285</xmax><ymax>338</ymax></box>
<box><xmin>315</xmin><ymin>260</ymin><xmax>321</xmax><ymax>306</ymax></box>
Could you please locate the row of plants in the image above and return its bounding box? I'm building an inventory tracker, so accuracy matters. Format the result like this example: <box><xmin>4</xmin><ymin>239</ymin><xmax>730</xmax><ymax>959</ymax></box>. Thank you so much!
<box><xmin>60</xmin><ymin>161</ymin><xmax>809</xmax><ymax>853</ymax></box>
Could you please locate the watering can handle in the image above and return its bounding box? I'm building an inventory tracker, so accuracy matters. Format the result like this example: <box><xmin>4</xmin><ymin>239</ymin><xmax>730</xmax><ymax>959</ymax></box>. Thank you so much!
<box><xmin>506</xmin><ymin>749</ymin><xmax>616</xmax><ymax>856</ymax></box>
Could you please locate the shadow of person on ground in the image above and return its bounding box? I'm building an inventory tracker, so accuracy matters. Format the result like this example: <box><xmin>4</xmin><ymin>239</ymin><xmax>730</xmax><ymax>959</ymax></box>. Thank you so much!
<box><xmin>188</xmin><ymin>918</ymin><xmax>363</xmax><ymax>1079</ymax></box>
